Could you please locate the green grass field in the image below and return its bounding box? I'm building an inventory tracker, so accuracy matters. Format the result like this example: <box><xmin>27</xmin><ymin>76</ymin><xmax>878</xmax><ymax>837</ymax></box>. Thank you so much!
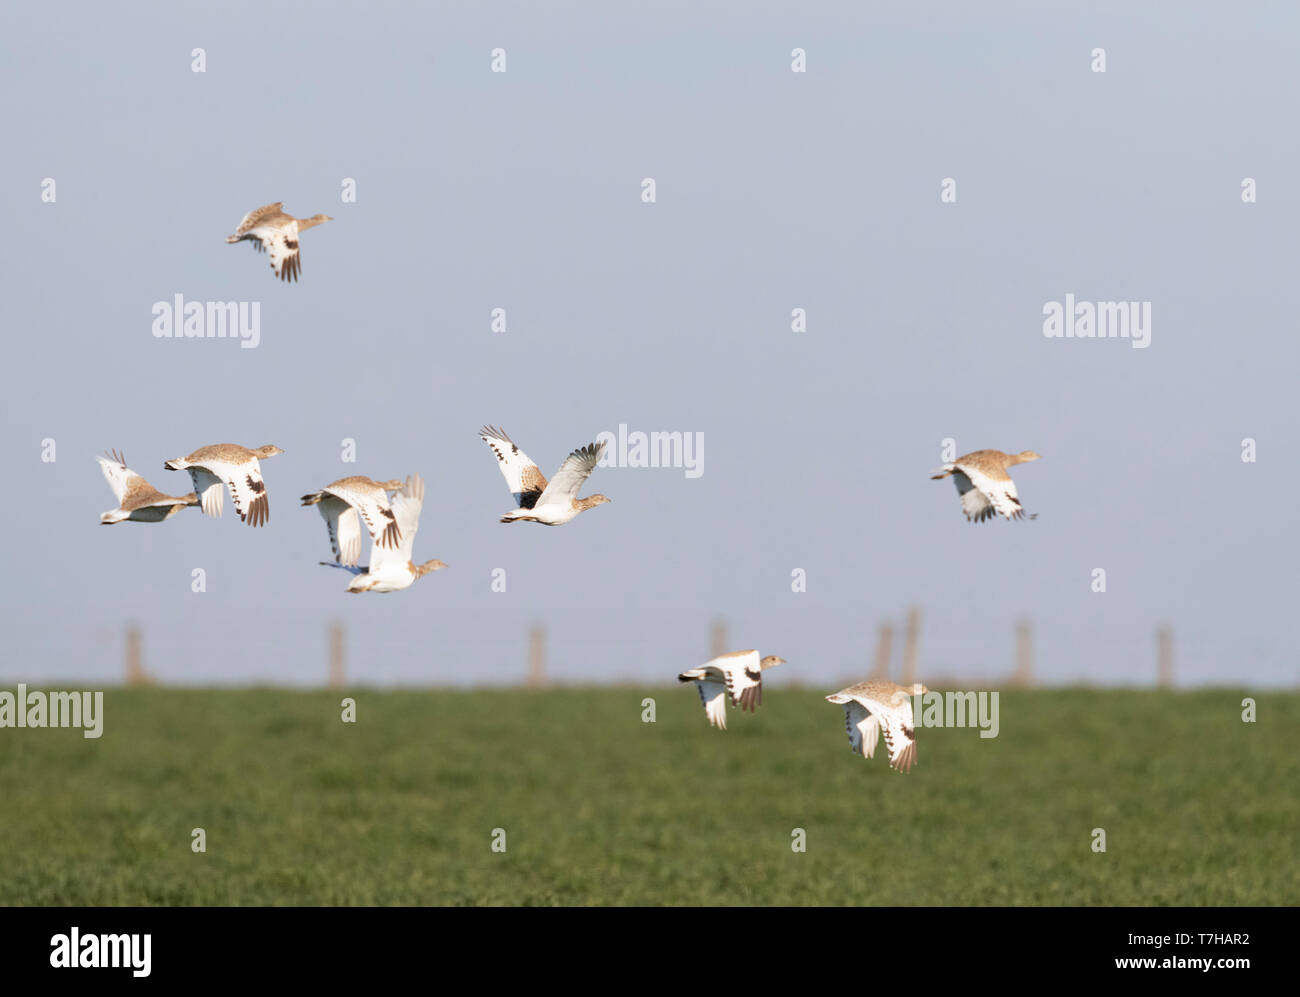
<box><xmin>1</xmin><ymin>687</ymin><xmax>1296</xmax><ymax>905</ymax></box>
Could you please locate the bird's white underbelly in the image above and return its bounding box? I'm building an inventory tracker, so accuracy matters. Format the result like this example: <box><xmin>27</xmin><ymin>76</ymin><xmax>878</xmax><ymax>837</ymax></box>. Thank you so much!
<box><xmin>507</xmin><ymin>503</ymin><xmax>576</xmax><ymax>525</ymax></box>
<box><xmin>349</xmin><ymin>569</ymin><xmax>414</xmax><ymax>593</ymax></box>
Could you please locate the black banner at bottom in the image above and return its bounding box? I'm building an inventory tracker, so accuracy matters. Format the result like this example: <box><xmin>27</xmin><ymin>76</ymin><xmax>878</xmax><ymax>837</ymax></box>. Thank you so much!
<box><xmin>0</xmin><ymin>906</ymin><xmax>1280</xmax><ymax>982</ymax></box>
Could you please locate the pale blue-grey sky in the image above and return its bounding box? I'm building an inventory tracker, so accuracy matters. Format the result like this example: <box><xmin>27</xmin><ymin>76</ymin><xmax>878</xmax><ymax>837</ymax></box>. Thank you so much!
<box><xmin>2</xmin><ymin>1</ymin><xmax>1296</xmax><ymax>688</ymax></box>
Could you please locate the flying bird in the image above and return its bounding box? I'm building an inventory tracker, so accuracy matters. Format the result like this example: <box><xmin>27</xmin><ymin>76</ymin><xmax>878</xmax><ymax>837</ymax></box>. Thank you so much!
<box><xmin>301</xmin><ymin>476</ymin><xmax>404</xmax><ymax>566</ymax></box>
<box><xmin>226</xmin><ymin>202</ymin><xmax>332</xmax><ymax>282</ymax></box>
<box><xmin>678</xmin><ymin>650</ymin><xmax>785</xmax><ymax>729</ymax></box>
<box><xmin>96</xmin><ymin>450</ymin><xmax>199</xmax><ymax>524</ymax></box>
<box><xmin>931</xmin><ymin>449</ymin><xmax>1040</xmax><ymax>522</ymax></box>
<box><xmin>825</xmin><ymin>679</ymin><xmax>928</xmax><ymax>773</ymax></box>
<box><xmin>479</xmin><ymin>426</ymin><xmax>611</xmax><ymax>525</ymax></box>
<box><xmin>163</xmin><ymin>444</ymin><xmax>284</xmax><ymax>527</ymax></box>
<box><xmin>320</xmin><ymin>474</ymin><xmax>446</xmax><ymax>593</ymax></box>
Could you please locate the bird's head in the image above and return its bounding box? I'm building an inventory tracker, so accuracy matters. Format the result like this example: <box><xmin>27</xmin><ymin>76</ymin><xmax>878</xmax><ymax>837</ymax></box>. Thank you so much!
<box><xmin>587</xmin><ymin>494</ymin><xmax>612</xmax><ymax>508</ymax></box>
<box><xmin>1015</xmin><ymin>450</ymin><xmax>1042</xmax><ymax>464</ymax></box>
<box><xmin>414</xmin><ymin>559</ymin><xmax>447</xmax><ymax>578</ymax></box>
<box><xmin>760</xmin><ymin>655</ymin><xmax>786</xmax><ymax>670</ymax></box>
<box><xmin>254</xmin><ymin>445</ymin><xmax>286</xmax><ymax>459</ymax></box>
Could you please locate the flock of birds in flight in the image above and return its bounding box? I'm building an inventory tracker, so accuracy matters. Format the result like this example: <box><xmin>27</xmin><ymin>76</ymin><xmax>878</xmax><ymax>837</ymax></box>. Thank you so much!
<box><xmin>97</xmin><ymin>203</ymin><xmax>1047</xmax><ymax>773</ymax></box>
<box><xmin>95</xmin><ymin>426</ymin><xmax>613</xmax><ymax>593</ymax></box>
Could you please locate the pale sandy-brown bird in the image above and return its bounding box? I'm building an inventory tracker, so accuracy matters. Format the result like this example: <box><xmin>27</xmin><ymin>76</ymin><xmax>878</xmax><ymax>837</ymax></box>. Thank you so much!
<box><xmin>226</xmin><ymin>202</ymin><xmax>332</xmax><ymax>282</ymax></box>
<box><xmin>97</xmin><ymin>450</ymin><xmax>199</xmax><ymax>524</ymax></box>
<box><xmin>479</xmin><ymin>426</ymin><xmax>611</xmax><ymax>525</ymax></box>
<box><xmin>164</xmin><ymin>443</ymin><xmax>284</xmax><ymax>527</ymax></box>
<box><xmin>301</xmin><ymin>475</ymin><xmax>404</xmax><ymax>566</ymax></box>
<box><xmin>678</xmin><ymin>650</ymin><xmax>785</xmax><ymax>729</ymax></box>
<box><xmin>931</xmin><ymin>449</ymin><xmax>1040</xmax><ymax>522</ymax></box>
<box><xmin>825</xmin><ymin>679</ymin><xmax>928</xmax><ymax>773</ymax></box>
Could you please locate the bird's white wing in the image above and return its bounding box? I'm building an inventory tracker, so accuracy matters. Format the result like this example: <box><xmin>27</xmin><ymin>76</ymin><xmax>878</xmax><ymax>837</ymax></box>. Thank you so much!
<box><xmin>479</xmin><ymin>426</ymin><xmax>547</xmax><ymax>508</ymax></box>
<box><xmin>873</xmin><ymin>697</ymin><xmax>918</xmax><ymax>773</ymax></box>
<box><xmin>96</xmin><ymin>453</ymin><xmax>135</xmax><ymax>503</ymax></box>
<box><xmin>844</xmin><ymin>701</ymin><xmax>880</xmax><ymax>758</ymax></box>
<box><xmin>261</xmin><ymin>224</ymin><xmax>301</xmax><ymax>283</ymax></box>
<box><xmin>950</xmin><ymin>470</ymin><xmax>994</xmax><ymax>522</ymax></box>
<box><xmin>186</xmin><ymin>467</ymin><xmax>225</xmax><ymax>518</ymax></box>
<box><xmin>391</xmin><ymin>475</ymin><xmax>425</xmax><ymax>556</ymax></box>
<box><xmin>323</xmin><ymin>482</ymin><xmax>400</xmax><ymax>552</ymax></box>
<box><xmin>536</xmin><ymin>441</ymin><xmax>606</xmax><ymax>505</ymax></box>
<box><xmin>696</xmin><ymin>679</ymin><xmax>728</xmax><ymax>730</ymax></box>
<box><xmin>334</xmin><ymin>506</ymin><xmax>362</xmax><ymax>566</ymax></box>
<box><xmin>724</xmin><ymin>659</ymin><xmax>764</xmax><ymax>712</ymax></box>
<box><xmin>316</xmin><ymin>495</ymin><xmax>364</xmax><ymax>566</ymax></box>
<box><xmin>200</xmin><ymin>458</ymin><xmax>269</xmax><ymax>527</ymax></box>
<box><xmin>954</xmin><ymin>462</ymin><xmax>1027</xmax><ymax>521</ymax></box>
<box><xmin>369</xmin><ymin>475</ymin><xmax>424</xmax><ymax>574</ymax></box>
